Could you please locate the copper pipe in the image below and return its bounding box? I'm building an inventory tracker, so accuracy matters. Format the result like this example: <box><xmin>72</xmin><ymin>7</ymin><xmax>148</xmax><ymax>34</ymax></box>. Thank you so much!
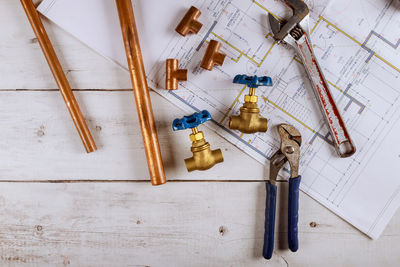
<box><xmin>20</xmin><ymin>0</ymin><xmax>97</xmax><ymax>153</ymax></box>
<box><xmin>115</xmin><ymin>0</ymin><xmax>166</xmax><ymax>185</ymax></box>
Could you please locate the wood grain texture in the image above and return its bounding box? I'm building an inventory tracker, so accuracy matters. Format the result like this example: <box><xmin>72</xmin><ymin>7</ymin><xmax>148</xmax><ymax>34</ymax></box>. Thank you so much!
<box><xmin>0</xmin><ymin>182</ymin><xmax>398</xmax><ymax>267</ymax></box>
<box><xmin>0</xmin><ymin>0</ymin><xmax>399</xmax><ymax>266</ymax></box>
<box><xmin>0</xmin><ymin>91</ymin><xmax>263</xmax><ymax>180</ymax></box>
<box><xmin>1</xmin><ymin>0</ymin><xmax>131</xmax><ymax>90</ymax></box>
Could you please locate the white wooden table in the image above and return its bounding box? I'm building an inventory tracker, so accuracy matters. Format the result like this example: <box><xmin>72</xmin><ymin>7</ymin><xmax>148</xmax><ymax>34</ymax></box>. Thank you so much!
<box><xmin>0</xmin><ymin>1</ymin><xmax>399</xmax><ymax>266</ymax></box>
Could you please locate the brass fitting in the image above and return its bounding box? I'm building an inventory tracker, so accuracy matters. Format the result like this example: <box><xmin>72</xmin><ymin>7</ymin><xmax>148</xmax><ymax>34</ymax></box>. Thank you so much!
<box><xmin>166</xmin><ymin>59</ymin><xmax>187</xmax><ymax>90</ymax></box>
<box><xmin>200</xmin><ymin>40</ymin><xmax>226</xmax><ymax>71</ymax></box>
<box><xmin>175</xmin><ymin>6</ymin><xmax>203</xmax><ymax>36</ymax></box>
<box><xmin>185</xmin><ymin>128</ymin><xmax>224</xmax><ymax>172</ymax></box>
<box><xmin>229</xmin><ymin>87</ymin><xmax>269</xmax><ymax>134</ymax></box>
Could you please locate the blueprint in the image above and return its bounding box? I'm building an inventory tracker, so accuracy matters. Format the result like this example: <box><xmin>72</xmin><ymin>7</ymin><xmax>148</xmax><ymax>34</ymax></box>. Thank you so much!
<box><xmin>38</xmin><ymin>0</ymin><xmax>400</xmax><ymax>239</ymax></box>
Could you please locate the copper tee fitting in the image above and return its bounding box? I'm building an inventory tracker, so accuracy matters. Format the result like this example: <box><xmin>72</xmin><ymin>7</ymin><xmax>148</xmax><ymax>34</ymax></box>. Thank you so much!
<box><xmin>200</xmin><ymin>40</ymin><xmax>226</xmax><ymax>71</ymax></box>
<box><xmin>175</xmin><ymin>6</ymin><xmax>203</xmax><ymax>36</ymax></box>
<box><xmin>166</xmin><ymin>59</ymin><xmax>187</xmax><ymax>90</ymax></box>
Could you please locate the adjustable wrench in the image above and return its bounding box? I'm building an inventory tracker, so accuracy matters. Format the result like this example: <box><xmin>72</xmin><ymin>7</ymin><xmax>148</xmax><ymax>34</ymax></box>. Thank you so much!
<box><xmin>268</xmin><ymin>0</ymin><xmax>356</xmax><ymax>158</ymax></box>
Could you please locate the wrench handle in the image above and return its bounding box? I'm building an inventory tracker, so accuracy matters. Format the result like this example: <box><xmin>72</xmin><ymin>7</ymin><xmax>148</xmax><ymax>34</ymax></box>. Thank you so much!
<box><xmin>295</xmin><ymin>34</ymin><xmax>356</xmax><ymax>157</ymax></box>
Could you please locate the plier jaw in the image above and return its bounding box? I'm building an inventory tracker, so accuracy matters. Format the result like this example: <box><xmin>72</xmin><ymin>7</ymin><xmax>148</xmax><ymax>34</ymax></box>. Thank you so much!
<box><xmin>279</xmin><ymin>124</ymin><xmax>301</xmax><ymax>178</ymax></box>
<box><xmin>263</xmin><ymin>124</ymin><xmax>302</xmax><ymax>260</ymax></box>
<box><xmin>269</xmin><ymin>124</ymin><xmax>301</xmax><ymax>184</ymax></box>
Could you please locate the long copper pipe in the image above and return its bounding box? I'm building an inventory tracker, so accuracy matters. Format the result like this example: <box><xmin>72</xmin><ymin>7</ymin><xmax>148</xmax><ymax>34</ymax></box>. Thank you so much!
<box><xmin>20</xmin><ymin>0</ymin><xmax>97</xmax><ymax>153</ymax></box>
<box><xmin>115</xmin><ymin>0</ymin><xmax>166</xmax><ymax>185</ymax></box>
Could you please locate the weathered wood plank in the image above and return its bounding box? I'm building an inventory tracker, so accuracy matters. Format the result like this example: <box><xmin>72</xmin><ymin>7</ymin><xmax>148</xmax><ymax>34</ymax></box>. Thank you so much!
<box><xmin>0</xmin><ymin>0</ymin><xmax>265</xmax><ymax>181</ymax></box>
<box><xmin>0</xmin><ymin>91</ymin><xmax>264</xmax><ymax>180</ymax></box>
<box><xmin>0</xmin><ymin>182</ymin><xmax>397</xmax><ymax>267</ymax></box>
<box><xmin>0</xmin><ymin>0</ymin><xmax>130</xmax><ymax>90</ymax></box>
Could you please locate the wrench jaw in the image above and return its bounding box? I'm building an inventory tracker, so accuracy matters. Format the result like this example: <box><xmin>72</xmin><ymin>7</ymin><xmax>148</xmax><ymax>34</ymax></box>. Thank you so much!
<box><xmin>268</xmin><ymin>0</ymin><xmax>309</xmax><ymax>42</ymax></box>
<box><xmin>268</xmin><ymin>13</ymin><xmax>311</xmax><ymax>47</ymax></box>
<box><xmin>268</xmin><ymin>14</ymin><xmax>282</xmax><ymax>40</ymax></box>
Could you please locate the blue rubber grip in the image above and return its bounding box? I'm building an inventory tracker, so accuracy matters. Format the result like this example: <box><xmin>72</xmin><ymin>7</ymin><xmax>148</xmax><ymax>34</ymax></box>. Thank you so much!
<box><xmin>288</xmin><ymin>176</ymin><xmax>301</xmax><ymax>252</ymax></box>
<box><xmin>263</xmin><ymin>182</ymin><xmax>277</xmax><ymax>260</ymax></box>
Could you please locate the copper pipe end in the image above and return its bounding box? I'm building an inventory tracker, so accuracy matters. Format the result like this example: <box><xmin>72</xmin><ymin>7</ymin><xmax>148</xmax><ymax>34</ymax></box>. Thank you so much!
<box><xmin>20</xmin><ymin>0</ymin><xmax>97</xmax><ymax>154</ymax></box>
<box><xmin>166</xmin><ymin>59</ymin><xmax>187</xmax><ymax>90</ymax></box>
<box><xmin>200</xmin><ymin>40</ymin><xmax>226</xmax><ymax>71</ymax></box>
<box><xmin>175</xmin><ymin>6</ymin><xmax>203</xmax><ymax>36</ymax></box>
<box><xmin>115</xmin><ymin>0</ymin><xmax>166</xmax><ymax>185</ymax></box>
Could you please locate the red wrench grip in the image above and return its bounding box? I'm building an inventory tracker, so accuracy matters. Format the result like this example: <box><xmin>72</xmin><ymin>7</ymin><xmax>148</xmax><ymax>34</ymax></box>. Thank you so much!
<box><xmin>295</xmin><ymin>33</ymin><xmax>356</xmax><ymax>157</ymax></box>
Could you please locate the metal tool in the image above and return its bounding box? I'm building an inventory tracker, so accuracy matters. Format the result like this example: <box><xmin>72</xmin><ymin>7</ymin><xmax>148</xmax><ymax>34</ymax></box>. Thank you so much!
<box><xmin>115</xmin><ymin>0</ymin><xmax>166</xmax><ymax>185</ymax></box>
<box><xmin>263</xmin><ymin>124</ymin><xmax>302</xmax><ymax>260</ymax></box>
<box><xmin>20</xmin><ymin>0</ymin><xmax>97</xmax><ymax>153</ymax></box>
<box><xmin>173</xmin><ymin>110</ymin><xmax>223</xmax><ymax>172</ymax></box>
<box><xmin>229</xmin><ymin>75</ymin><xmax>272</xmax><ymax>134</ymax></box>
<box><xmin>268</xmin><ymin>0</ymin><xmax>356</xmax><ymax>158</ymax></box>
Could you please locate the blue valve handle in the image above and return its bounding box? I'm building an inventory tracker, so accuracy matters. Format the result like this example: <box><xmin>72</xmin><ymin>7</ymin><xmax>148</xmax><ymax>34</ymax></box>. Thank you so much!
<box><xmin>288</xmin><ymin>176</ymin><xmax>301</xmax><ymax>252</ymax></box>
<box><xmin>172</xmin><ymin>110</ymin><xmax>212</xmax><ymax>131</ymax></box>
<box><xmin>263</xmin><ymin>182</ymin><xmax>277</xmax><ymax>260</ymax></box>
<box><xmin>233</xmin><ymin>74</ymin><xmax>273</xmax><ymax>88</ymax></box>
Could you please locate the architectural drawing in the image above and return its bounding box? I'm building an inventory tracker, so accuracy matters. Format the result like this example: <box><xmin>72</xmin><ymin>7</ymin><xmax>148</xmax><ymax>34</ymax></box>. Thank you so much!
<box><xmin>147</xmin><ymin>0</ymin><xmax>400</xmax><ymax>238</ymax></box>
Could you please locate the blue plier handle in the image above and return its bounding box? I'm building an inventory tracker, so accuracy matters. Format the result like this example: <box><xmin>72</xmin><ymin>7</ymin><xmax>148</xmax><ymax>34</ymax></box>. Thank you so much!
<box><xmin>263</xmin><ymin>124</ymin><xmax>302</xmax><ymax>260</ymax></box>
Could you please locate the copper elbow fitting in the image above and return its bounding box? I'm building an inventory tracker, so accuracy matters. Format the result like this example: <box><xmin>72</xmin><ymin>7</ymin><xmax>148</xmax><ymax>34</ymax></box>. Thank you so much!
<box><xmin>200</xmin><ymin>40</ymin><xmax>226</xmax><ymax>71</ymax></box>
<box><xmin>166</xmin><ymin>59</ymin><xmax>187</xmax><ymax>90</ymax></box>
<box><xmin>185</xmin><ymin>132</ymin><xmax>224</xmax><ymax>172</ymax></box>
<box><xmin>175</xmin><ymin>6</ymin><xmax>203</xmax><ymax>36</ymax></box>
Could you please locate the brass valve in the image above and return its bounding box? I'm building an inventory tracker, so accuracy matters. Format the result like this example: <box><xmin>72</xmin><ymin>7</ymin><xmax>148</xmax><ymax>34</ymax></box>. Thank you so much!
<box><xmin>173</xmin><ymin>110</ymin><xmax>224</xmax><ymax>172</ymax></box>
<box><xmin>229</xmin><ymin>75</ymin><xmax>273</xmax><ymax>134</ymax></box>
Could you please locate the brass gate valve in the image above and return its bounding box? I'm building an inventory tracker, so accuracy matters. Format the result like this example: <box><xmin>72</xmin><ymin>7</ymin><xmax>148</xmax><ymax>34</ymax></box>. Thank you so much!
<box><xmin>172</xmin><ymin>110</ymin><xmax>224</xmax><ymax>172</ymax></box>
<box><xmin>229</xmin><ymin>74</ymin><xmax>273</xmax><ymax>134</ymax></box>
